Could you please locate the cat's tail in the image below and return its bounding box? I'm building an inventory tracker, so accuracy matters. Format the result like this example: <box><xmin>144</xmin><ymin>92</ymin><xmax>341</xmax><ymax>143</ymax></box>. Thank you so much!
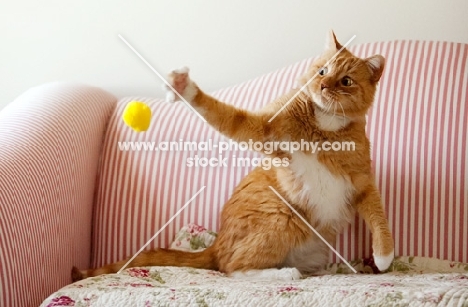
<box><xmin>71</xmin><ymin>246</ymin><xmax>217</xmax><ymax>282</ymax></box>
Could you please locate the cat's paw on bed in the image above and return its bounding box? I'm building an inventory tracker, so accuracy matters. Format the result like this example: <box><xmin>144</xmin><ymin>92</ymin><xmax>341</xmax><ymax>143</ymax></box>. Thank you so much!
<box><xmin>164</xmin><ymin>67</ymin><xmax>198</xmax><ymax>103</ymax></box>
<box><xmin>373</xmin><ymin>250</ymin><xmax>395</xmax><ymax>272</ymax></box>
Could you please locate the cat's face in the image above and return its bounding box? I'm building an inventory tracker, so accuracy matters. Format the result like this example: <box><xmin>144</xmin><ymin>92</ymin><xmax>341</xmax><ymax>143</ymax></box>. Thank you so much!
<box><xmin>301</xmin><ymin>32</ymin><xmax>385</xmax><ymax>118</ymax></box>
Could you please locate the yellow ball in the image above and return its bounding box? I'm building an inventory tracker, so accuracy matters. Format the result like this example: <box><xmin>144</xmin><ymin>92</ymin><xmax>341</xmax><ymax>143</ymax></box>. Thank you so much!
<box><xmin>122</xmin><ymin>101</ymin><xmax>152</xmax><ymax>132</ymax></box>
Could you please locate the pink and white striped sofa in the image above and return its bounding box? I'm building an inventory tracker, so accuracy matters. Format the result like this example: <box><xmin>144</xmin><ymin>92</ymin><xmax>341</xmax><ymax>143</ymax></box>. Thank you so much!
<box><xmin>1</xmin><ymin>40</ymin><xmax>467</xmax><ymax>307</ymax></box>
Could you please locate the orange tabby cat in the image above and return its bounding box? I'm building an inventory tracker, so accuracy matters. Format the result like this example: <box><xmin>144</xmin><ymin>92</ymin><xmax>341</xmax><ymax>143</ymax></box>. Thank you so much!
<box><xmin>72</xmin><ymin>32</ymin><xmax>394</xmax><ymax>281</ymax></box>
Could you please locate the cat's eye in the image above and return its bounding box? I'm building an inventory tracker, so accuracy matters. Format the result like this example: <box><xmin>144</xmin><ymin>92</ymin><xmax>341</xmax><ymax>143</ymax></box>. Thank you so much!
<box><xmin>319</xmin><ymin>67</ymin><xmax>328</xmax><ymax>76</ymax></box>
<box><xmin>341</xmin><ymin>76</ymin><xmax>353</xmax><ymax>86</ymax></box>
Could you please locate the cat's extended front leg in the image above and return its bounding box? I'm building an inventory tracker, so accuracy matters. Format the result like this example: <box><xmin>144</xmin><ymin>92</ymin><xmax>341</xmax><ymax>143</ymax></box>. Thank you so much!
<box><xmin>353</xmin><ymin>182</ymin><xmax>394</xmax><ymax>271</ymax></box>
<box><xmin>166</xmin><ymin>68</ymin><xmax>266</xmax><ymax>144</ymax></box>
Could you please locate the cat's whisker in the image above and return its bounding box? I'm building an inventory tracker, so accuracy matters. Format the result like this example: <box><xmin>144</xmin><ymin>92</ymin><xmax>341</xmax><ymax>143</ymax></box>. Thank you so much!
<box><xmin>330</xmin><ymin>104</ymin><xmax>339</xmax><ymax>127</ymax></box>
<box><xmin>322</xmin><ymin>97</ymin><xmax>334</xmax><ymax>114</ymax></box>
<box><xmin>337</xmin><ymin>102</ymin><xmax>347</xmax><ymax>126</ymax></box>
<box><xmin>337</xmin><ymin>101</ymin><xmax>346</xmax><ymax>117</ymax></box>
<box><xmin>325</xmin><ymin>101</ymin><xmax>334</xmax><ymax>114</ymax></box>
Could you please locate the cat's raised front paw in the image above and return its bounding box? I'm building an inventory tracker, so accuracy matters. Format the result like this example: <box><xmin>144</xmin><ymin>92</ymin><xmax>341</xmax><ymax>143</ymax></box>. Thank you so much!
<box><xmin>164</xmin><ymin>67</ymin><xmax>198</xmax><ymax>103</ymax></box>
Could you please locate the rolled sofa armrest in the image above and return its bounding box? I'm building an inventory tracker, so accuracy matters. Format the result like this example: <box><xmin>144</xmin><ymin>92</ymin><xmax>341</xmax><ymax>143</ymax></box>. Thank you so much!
<box><xmin>0</xmin><ymin>82</ymin><xmax>117</xmax><ymax>307</ymax></box>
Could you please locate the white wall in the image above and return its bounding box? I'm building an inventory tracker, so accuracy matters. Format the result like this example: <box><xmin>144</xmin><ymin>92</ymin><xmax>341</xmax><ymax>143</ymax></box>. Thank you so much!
<box><xmin>2</xmin><ymin>0</ymin><xmax>467</xmax><ymax>110</ymax></box>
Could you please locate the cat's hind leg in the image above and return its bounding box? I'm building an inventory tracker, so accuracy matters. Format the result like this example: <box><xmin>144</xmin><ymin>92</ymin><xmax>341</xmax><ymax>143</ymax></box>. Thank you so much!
<box><xmin>215</xmin><ymin>188</ymin><xmax>311</xmax><ymax>280</ymax></box>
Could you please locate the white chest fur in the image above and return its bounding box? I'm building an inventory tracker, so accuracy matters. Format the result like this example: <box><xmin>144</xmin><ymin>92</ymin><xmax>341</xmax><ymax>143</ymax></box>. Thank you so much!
<box><xmin>283</xmin><ymin>151</ymin><xmax>354</xmax><ymax>228</ymax></box>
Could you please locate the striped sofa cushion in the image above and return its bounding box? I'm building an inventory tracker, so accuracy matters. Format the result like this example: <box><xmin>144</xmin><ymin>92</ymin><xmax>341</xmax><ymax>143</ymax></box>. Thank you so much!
<box><xmin>91</xmin><ymin>41</ymin><xmax>468</xmax><ymax>268</ymax></box>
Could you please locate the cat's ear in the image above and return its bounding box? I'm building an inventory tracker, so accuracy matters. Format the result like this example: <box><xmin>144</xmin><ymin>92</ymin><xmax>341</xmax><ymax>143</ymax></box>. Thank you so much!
<box><xmin>325</xmin><ymin>30</ymin><xmax>343</xmax><ymax>51</ymax></box>
<box><xmin>366</xmin><ymin>55</ymin><xmax>385</xmax><ymax>82</ymax></box>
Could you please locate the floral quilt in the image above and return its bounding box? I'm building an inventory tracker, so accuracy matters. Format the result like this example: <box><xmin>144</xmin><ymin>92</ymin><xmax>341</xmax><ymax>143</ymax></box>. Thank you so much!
<box><xmin>42</xmin><ymin>224</ymin><xmax>468</xmax><ymax>307</ymax></box>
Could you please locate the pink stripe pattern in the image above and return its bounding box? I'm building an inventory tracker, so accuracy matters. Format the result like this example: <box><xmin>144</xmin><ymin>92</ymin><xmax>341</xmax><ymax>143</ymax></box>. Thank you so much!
<box><xmin>0</xmin><ymin>83</ymin><xmax>117</xmax><ymax>307</ymax></box>
<box><xmin>91</xmin><ymin>41</ymin><xmax>468</xmax><ymax>271</ymax></box>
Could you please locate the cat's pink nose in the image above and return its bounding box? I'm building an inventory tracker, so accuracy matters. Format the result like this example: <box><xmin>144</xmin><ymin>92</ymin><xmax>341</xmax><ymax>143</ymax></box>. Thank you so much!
<box><xmin>321</xmin><ymin>82</ymin><xmax>329</xmax><ymax>90</ymax></box>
